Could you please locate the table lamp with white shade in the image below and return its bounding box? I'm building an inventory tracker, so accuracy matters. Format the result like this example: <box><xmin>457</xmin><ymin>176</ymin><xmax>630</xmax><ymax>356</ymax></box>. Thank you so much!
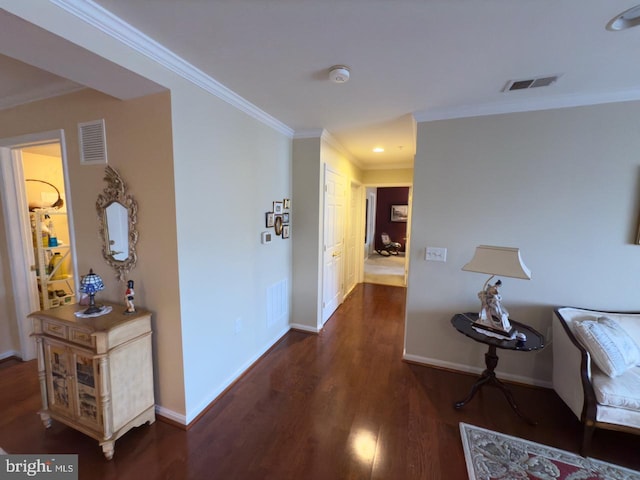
<box><xmin>462</xmin><ymin>245</ymin><xmax>531</xmax><ymax>336</ymax></box>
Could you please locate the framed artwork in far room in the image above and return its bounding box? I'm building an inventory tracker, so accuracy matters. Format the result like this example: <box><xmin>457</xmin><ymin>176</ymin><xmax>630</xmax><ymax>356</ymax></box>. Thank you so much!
<box><xmin>273</xmin><ymin>201</ymin><xmax>283</xmax><ymax>214</ymax></box>
<box><xmin>282</xmin><ymin>225</ymin><xmax>290</xmax><ymax>239</ymax></box>
<box><xmin>390</xmin><ymin>204</ymin><xmax>408</xmax><ymax>222</ymax></box>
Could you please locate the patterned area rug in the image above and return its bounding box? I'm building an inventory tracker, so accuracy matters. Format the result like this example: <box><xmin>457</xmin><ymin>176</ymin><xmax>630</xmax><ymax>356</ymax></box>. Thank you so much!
<box><xmin>460</xmin><ymin>423</ymin><xmax>640</xmax><ymax>480</ymax></box>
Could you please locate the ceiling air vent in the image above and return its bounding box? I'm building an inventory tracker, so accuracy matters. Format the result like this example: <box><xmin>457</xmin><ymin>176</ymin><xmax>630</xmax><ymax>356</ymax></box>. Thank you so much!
<box><xmin>503</xmin><ymin>75</ymin><xmax>560</xmax><ymax>92</ymax></box>
<box><xmin>78</xmin><ymin>119</ymin><xmax>107</xmax><ymax>165</ymax></box>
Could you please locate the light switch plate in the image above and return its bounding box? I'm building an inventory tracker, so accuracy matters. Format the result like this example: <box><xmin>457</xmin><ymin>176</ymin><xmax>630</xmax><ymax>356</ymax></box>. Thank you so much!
<box><xmin>426</xmin><ymin>246</ymin><xmax>447</xmax><ymax>262</ymax></box>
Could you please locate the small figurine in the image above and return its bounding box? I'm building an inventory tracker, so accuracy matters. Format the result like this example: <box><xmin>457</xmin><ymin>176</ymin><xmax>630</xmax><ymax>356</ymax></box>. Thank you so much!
<box><xmin>124</xmin><ymin>280</ymin><xmax>135</xmax><ymax>314</ymax></box>
<box><xmin>477</xmin><ymin>279</ymin><xmax>512</xmax><ymax>333</ymax></box>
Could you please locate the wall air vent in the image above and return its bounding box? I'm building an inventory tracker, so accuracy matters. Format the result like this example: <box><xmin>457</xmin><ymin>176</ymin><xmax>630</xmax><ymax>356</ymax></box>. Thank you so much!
<box><xmin>78</xmin><ymin>119</ymin><xmax>107</xmax><ymax>165</ymax></box>
<box><xmin>503</xmin><ymin>75</ymin><xmax>560</xmax><ymax>92</ymax></box>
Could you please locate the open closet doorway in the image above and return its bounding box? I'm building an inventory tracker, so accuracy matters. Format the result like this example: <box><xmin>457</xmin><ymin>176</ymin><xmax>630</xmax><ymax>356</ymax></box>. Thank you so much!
<box><xmin>363</xmin><ymin>186</ymin><xmax>412</xmax><ymax>287</ymax></box>
<box><xmin>0</xmin><ymin>130</ymin><xmax>77</xmax><ymax>361</ymax></box>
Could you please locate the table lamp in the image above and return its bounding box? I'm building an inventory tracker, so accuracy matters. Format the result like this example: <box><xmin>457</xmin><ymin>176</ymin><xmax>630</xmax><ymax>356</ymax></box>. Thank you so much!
<box><xmin>80</xmin><ymin>268</ymin><xmax>105</xmax><ymax>315</ymax></box>
<box><xmin>462</xmin><ymin>245</ymin><xmax>531</xmax><ymax>336</ymax></box>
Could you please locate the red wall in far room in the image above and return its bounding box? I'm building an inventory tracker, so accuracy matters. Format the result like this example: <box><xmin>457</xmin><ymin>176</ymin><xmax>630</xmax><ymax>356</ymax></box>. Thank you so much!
<box><xmin>375</xmin><ymin>187</ymin><xmax>409</xmax><ymax>252</ymax></box>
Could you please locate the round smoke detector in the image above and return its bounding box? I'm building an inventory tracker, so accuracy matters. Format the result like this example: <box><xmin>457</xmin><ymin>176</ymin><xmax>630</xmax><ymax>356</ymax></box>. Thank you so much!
<box><xmin>329</xmin><ymin>65</ymin><xmax>350</xmax><ymax>84</ymax></box>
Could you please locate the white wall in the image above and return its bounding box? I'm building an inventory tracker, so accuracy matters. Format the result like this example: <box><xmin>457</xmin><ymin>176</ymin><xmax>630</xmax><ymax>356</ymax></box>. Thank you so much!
<box><xmin>406</xmin><ymin>101</ymin><xmax>640</xmax><ymax>386</ymax></box>
<box><xmin>0</xmin><ymin>155</ymin><xmax>20</xmax><ymax>358</ymax></box>
<box><xmin>171</xmin><ymin>88</ymin><xmax>292</xmax><ymax>421</ymax></box>
<box><xmin>0</xmin><ymin>243</ymin><xmax>20</xmax><ymax>359</ymax></box>
<box><xmin>292</xmin><ymin>137</ymin><xmax>323</xmax><ymax>332</ymax></box>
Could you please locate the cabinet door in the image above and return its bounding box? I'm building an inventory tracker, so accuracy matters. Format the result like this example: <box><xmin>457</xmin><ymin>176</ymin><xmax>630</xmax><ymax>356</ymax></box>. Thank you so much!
<box><xmin>73</xmin><ymin>352</ymin><xmax>101</xmax><ymax>428</ymax></box>
<box><xmin>44</xmin><ymin>343</ymin><xmax>74</xmax><ymax>418</ymax></box>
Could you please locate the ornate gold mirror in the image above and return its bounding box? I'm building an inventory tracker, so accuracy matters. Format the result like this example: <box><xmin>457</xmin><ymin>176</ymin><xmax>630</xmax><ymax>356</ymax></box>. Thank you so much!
<box><xmin>96</xmin><ymin>166</ymin><xmax>138</xmax><ymax>281</ymax></box>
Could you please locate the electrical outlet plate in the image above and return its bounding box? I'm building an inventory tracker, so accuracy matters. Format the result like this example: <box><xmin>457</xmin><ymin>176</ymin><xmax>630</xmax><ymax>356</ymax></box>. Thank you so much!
<box><xmin>426</xmin><ymin>246</ymin><xmax>447</xmax><ymax>262</ymax></box>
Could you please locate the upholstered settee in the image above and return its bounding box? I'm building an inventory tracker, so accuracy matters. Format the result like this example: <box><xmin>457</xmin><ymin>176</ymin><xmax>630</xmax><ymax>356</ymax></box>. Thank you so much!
<box><xmin>553</xmin><ymin>307</ymin><xmax>640</xmax><ymax>455</ymax></box>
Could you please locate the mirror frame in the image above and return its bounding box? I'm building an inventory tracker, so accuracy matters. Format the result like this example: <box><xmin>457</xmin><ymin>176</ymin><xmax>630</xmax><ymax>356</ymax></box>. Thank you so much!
<box><xmin>96</xmin><ymin>166</ymin><xmax>138</xmax><ymax>281</ymax></box>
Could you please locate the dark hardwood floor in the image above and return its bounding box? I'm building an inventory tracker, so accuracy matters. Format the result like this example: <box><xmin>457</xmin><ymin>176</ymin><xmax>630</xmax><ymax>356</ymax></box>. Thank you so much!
<box><xmin>1</xmin><ymin>283</ymin><xmax>639</xmax><ymax>479</ymax></box>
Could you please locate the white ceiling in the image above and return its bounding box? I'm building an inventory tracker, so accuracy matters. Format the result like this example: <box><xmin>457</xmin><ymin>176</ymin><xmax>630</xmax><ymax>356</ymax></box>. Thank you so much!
<box><xmin>3</xmin><ymin>1</ymin><xmax>640</xmax><ymax>169</ymax></box>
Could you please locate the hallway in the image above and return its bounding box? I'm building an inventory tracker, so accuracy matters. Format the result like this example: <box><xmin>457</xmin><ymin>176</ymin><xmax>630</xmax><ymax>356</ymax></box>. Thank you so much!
<box><xmin>1</xmin><ymin>284</ymin><xmax>638</xmax><ymax>479</ymax></box>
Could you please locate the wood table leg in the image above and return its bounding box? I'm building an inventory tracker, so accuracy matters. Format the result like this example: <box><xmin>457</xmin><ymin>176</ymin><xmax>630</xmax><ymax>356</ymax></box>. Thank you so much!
<box><xmin>454</xmin><ymin>345</ymin><xmax>536</xmax><ymax>425</ymax></box>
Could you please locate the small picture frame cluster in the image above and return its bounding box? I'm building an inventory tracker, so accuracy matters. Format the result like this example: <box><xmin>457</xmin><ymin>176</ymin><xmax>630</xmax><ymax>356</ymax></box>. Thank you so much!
<box><xmin>265</xmin><ymin>198</ymin><xmax>291</xmax><ymax>239</ymax></box>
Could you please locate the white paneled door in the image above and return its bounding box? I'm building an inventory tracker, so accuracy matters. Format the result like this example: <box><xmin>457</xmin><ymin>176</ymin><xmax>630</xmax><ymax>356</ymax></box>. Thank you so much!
<box><xmin>322</xmin><ymin>166</ymin><xmax>346</xmax><ymax>325</ymax></box>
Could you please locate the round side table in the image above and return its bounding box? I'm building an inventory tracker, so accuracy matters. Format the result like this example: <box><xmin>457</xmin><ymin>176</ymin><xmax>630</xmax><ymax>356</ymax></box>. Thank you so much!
<box><xmin>451</xmin><ymin>312</ymin><xmax>545</xmax><ymax>425</ymax></box>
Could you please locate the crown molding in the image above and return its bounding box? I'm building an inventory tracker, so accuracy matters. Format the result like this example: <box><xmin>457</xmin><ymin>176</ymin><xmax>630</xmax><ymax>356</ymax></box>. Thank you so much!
<box><xmin>291</xmin><ymin>129</ymin><xmax>355</xmax><ymax>161</ymax></box>
<box><xmin>363</xmin><ymin>161</ymin><xmax>414</xmax><ymax>171</ymax></box>
<box><xmin>293</xmin><ymin>129</ymin><xmax>324</xmax><ymax>139</ymax></box>
<box><xmin>51</xmin><ymin>0</ymin><xmax>294</xmax><ymax>137</ymax></box>
<box><xmin>415</xmin><ymin>88</ymin><xmax>640</xmax><ymax>123</ymax></box>
<box><xmin>321</xmin><ymin>130</ymin><xmax>366</xmax><ymax>170</ymax></box>
<box><xmin>320</xmin><ymin>130</ymin><xmax>347</xmax><ymax>155</ymax></box>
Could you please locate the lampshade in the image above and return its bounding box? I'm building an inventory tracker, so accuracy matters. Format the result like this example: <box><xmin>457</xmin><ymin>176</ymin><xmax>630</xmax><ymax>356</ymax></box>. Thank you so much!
<box><xmin>462</xmin><ymin>245</ymin><xmax>531</xmax><ymax>280</ymax></box>
<box><xmin>80</xmin><ymin>269</ymin><xmax>105</xmax><ymax>294</ymax></box>
<box><xmin>80</xmin><ymin>268</ymin><xmax>105</xmax><ymax>315</ymax></box>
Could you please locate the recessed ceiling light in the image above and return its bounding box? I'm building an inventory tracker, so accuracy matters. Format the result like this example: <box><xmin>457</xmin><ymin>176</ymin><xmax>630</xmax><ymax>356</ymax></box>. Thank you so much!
<box><xmin>373</xmin><ymin>147</ymin><xmax>384</xmax><ymax>153</ymax></box>
<box><xmin>607</xmin><ymin>4</ymin><xmax>640</xmax><ymax>31</ymax></box>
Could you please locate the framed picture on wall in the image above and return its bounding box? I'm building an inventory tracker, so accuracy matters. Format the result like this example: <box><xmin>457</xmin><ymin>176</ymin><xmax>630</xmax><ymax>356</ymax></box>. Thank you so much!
<box><xmin>390</xmin><ymin>204</ymin><xmax>408</xmax><ymax>222</ymax></box>
<box><xmin>273</xmin><ymin>201</ymin><xmax>284</xmax><ymax>214</ymax></box>
<box><xmin>266</xmin><ymin>212</ymin><xmax>275</xmax><ymax>227</ymax></box>
<box><xmin>282</xmin><ymin>225</ymin><xmax>290</xmax><ymax>239</ymax></box>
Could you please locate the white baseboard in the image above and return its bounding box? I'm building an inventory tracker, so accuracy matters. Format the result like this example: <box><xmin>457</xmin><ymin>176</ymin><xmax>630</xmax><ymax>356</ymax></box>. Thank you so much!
<box><xmin>0</xmin><ymin>350</ymin><xmax>21</xmax><ymax>361</ymax></box>
<box><xmin>289</xmin><ymin>323</ymin><xmax>320</xmax><ymax>333</ymax></box>
<box><xmin>402</xmin><ymin>353</ymin><xmax>553</xmax><ymax>389</ymax></box>
<box><xmin>155</xmin><ymin>405</ymin><xmax>187</xmax><ymax>425</ymax></box>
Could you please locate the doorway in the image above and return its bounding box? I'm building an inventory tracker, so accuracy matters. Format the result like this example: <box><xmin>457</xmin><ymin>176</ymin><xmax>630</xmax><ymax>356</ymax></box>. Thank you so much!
<box><xmin>363</xmin><ymin>186</ymin><xmax>412</xmax><ymax>287</ymax></box>
<box><xmin>0</xmin><ymin>130</ymin><xmax>77</xmax><ymax>360</ymax></box>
